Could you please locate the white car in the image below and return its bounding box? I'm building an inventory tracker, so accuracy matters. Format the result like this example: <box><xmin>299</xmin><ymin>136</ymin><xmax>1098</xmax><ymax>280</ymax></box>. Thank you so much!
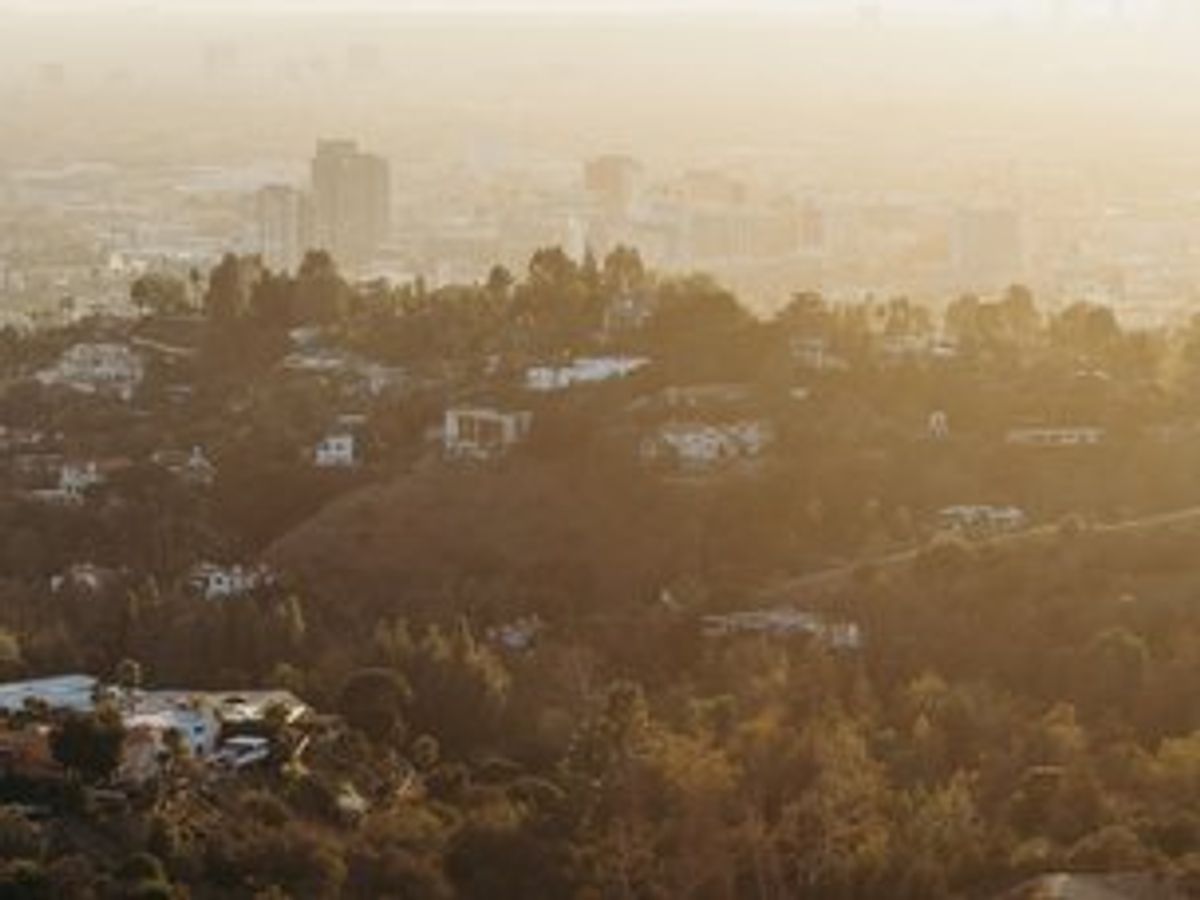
<box><xmin>213</xmin><ymin>736</ymin><xmax>271</xmax><ymax>770</ymax></box>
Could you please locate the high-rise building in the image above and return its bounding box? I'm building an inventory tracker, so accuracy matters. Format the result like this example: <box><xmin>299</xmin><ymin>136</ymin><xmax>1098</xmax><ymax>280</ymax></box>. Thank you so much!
<box><xmin>310</xmin><ymin>139</ymin><xmax>391</xmax><ymax>273</ymax></box>
<box><xmin>203</xmin><ymin>42</ymin><xmax>239</xmax><ymax>79</ymax></box>
<box><xmin>256</xmin><ymin>185</ymin><xmax>310</xmax><ymax>274</ymax></box>
<box><xmin>584</xmin><ymin>155</ymin><xmax>642</xmax><ymax>218</ymax></box>
<box><xmin>952</xmin><ymin>206</ymin><xmax>1024</xmax><ymax>290</ymax></box>
<box><xmin>677</xmin><ymin>169</ymin><xmax>747</xmax><ymax>207</ymax></box>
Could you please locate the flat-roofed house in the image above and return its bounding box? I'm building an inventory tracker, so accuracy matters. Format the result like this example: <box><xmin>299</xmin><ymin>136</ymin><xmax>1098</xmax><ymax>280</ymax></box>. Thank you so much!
<box><xmin>443</xmin><ymin>408</ymin><xmax>532</xmax><ymax>461</ymax></box>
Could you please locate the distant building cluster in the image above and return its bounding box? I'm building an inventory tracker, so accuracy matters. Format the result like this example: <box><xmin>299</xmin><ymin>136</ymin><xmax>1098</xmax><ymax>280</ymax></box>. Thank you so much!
<box><xmin>6</xmin><ymin>138</ymin><xmax>1200</xmax><ymax>325</ymax></box>
<box><xmin>256</xmin><ymin>139</ymin><xmax>391</xmax><ymax>275</ymax></box>
<box><xmin>36</xmin><ymin>342</ymin><xmax>144</xmax><ymax>402</ymax></box>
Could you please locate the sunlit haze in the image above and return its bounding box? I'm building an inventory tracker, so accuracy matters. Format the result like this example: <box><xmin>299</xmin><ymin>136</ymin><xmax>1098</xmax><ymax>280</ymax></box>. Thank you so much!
<box><xmin>7</xmin><ymin>4</ymin><xmax>1200</xmax><ymax>897</ymax></box>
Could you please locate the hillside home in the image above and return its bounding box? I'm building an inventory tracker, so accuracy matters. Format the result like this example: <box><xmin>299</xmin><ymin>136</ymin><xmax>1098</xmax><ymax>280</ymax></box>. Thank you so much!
<box><xmin>790</xmin><ymin>336</ymin><xmax>849</xmax><ymax>372</ymax></box>
<box><xmin>603</xmin><ymin>292</ymin><xmax>656</xmax><ymax>336</ymax></box>
<box><xmin>938</xmin><ymin>505</ymin><xmax>1027</xmax><ymax>535</ymax></box>
<box><xmin>641</xmin><ymin>420</ymin><xmax>773</xmax><ymax>470</ymax></box>
<box><xmin>188</xmin><ymin>562</ymin><xmax>273</xmax><ymax>600</ymax></box>
<box><xmin>314</xmin><ymin>432</ymin><xmax>358</xmax><ymax>468</ymax></box>
<box><xmin>0</xmin><ymin>427</ymin><xmax>48</xmax><ymax>454</ymax></box>
<box><xmin>119</xmin><ymin>689</ymin><xmax>306</xmax><ymax>782</ymax></box>
<box><xmin>526</xmin><ymin>356</ymin><xmax>649</xmax><ymax>391</ymax></box>
<box><xmin>358</xmin><ymin>362</ymin><xmax>407</xmax><ymax>397</ymax></box>
<box><xmin>701</xmin><ymin>609</ymin><xmax>862</xmax><ymax>649</ymax></box>
<box><xmin>282</xmin><ymin>346</ymin><xmax>350</xmax><ymax>374</ymax></box>
<box><xmin>880</xmin><ymin>334</ymin><xmax>959</xmax><ymax>363</ymax></box>
<box><xmin>443</xmin><ymin>407</ymin><xmax>533</xmax><ymax>460</ymax></box>
<box><xmin>37</xmin><ymin>342</ymin><xmax>143</xmax><ymax>401</ymax></box>
<box><xmin>123</xmin><ymin>696</ymin><xmax>221</xmax><ymax>760</ymax></box>
<box><xmin>0</xmin><ymin>676</ymin><xmax>309</xmax><ymax>783</ymax></box>
<box><xmin>1006</xmin><ymin>426</ymin><xmax>1105</xmax><ymax>447</ymax></box>
<box><xmin>29</xmin><ymin>461</ymin><xmax>107</xmax><ymax>504</ymax></box>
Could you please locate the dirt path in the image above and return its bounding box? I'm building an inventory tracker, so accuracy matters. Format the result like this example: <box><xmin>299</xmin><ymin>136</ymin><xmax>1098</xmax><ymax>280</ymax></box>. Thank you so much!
<box><xmin>758</xmin><ymin>503</ymin><xmax>1200</xmax><ymax>604</ymax></box>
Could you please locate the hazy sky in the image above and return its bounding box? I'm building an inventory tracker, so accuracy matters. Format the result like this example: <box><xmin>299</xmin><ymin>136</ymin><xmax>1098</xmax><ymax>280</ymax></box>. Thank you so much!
<box><xmin>0</xmin><ymin>0</ymin><xmax>1176</xmax><ymax>20</ymax></box>
<box><xmin>3</xmin><ymin>0</ymin><xmax>1199</xmax><ymax>175</ymax></box>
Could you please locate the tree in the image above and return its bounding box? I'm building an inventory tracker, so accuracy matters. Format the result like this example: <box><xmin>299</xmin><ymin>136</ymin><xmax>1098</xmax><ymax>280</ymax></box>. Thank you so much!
<box><xmin>204</xmin><ymin>253</ymin><xmax>247</xmax><ymax>323</ymax></box>
<box><xmin>294</xmin><ymin>251</ymin><xmax>349</xmax><ymax>325</ymax></box>
<box><xmin>1081</xmin><ymin>626</ymin><xmax>1148</xmax><ymax>714</ymax></box>
<box><xmin>602</xmin><ymin>245</ymin><xmax>646</xmax><ymax>293</ymax></box>
<box><xmin>777</xmin><ymin>717</ymin><xmax>894</xmax><ymax>898</ymax></box>
<box><xmin>250</xmin><ymin>271</ymin><xmax>295</xmax><ymax>328</ymax></box>
<box><xmin>402</xmin><ymin>624</ymin><xmax>510</xmax><ymax>757</ymax></box>
<box><xmin>446</xmin><ymin>825</ymin><xmax>574</xmax><ymax>900</ymax></box>
<box><xmin>131</xmin><ymin>273</ymin><xmax>190</xmax><ymax>317</ymax></box>
<box><xmin>114</xmin><ymin>658</ymin><xmax>143</xmax><ymax>693</ymax></box>
<box><xmin>338</xmin><ymin>668</ymin><xmax>411</xmax><ymax>743</ymax></box>
<box><xmin>643</xmin><ymin>275</ymin><xmax>761</xmax><ymax>382</ymax></box>
<box><xmin>0</xmin><ymin>807</ymin><xmax>41</xmax><ymax>860</ymax></box>
<box><xmin>777</xmin><ymin>290</ymin><xmax>829</xmax><ymax>336</ymax></box>
<box><xmin>50</xmin><ymin>708</ymin><xmax>125</xmax><ymax>783</ymax></box>
<box><xmin>526</xmin><ymin>246</ymin><xmax>578</xmax><ymax>291</ymax></box>
<box><xmin>895</xmin><ymin>774</ymin><xmax>985</xmax><ymax>898</ymax></box>
<box><xmin>1051</xmin><ymin>301</ymin><xmax>1121</xmax><ymax>361</ymax></box>
<box><xmin>0</xmin><ymin>631</ymin><xmax>22</xmax><ymax>679</ymax></box>
<box><xmin>485</xmin><ymin>264</ymin><xmax>514</xmax><ymax>297</ymax></box>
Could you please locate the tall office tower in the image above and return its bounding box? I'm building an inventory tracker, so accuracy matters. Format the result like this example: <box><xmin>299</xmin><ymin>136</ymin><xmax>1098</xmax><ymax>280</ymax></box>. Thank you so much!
<box><xmin>953</xmin><ymin>206</ymin><xmax>1024</xmax><ymax>290</ymax></box>
<box><xmin>799</xmin><ymin>200</ymin><xmax>826</xmax><ymax>251</ymax></box>
<box><xmin>257</xmin><ymin>184</ymin><xmax>310</xmax><ymax>274</ymax></box>
<box><xmin>310</xmin><ymin>139</ymin><xmax>391</xmax><ymax>273</ymax></box>
<box><xmin>203</xmin><ymin>41</ymin><xmax>240</xmax><ymax>79</ymax></box>
<box><xmin>584</xmin><ymin>155</ymin><xmax>643</xmax><ymax>218</ymax></box>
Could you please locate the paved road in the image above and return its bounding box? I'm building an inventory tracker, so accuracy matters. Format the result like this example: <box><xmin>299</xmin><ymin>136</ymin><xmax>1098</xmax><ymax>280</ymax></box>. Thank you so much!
<box><xmin>758</xmin><ymin>503</ymin><xmax>1200</xmax><ymax>604</ymax></box>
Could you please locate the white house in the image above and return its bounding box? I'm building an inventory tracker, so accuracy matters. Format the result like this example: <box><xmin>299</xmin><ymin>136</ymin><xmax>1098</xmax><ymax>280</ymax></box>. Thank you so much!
<box><xmin>123</xmin><ymin>696</ymin><xmax>221</xmax><ymax>760</ymax></box>
<box><xmin>26</xmin><ymin>461</ymin><xmax>104</xmax><ymax>505</ymax></box>
<box><xmin>443</xmin><ymin>408</ymin><xmax>533</xmax><ymax>460</ymax></box>
<box><xmin>37</xmin><ymin>343</ymin><xmax>143</xmax><ymax>401</ymax></box>
<box><xmin>526</xmin><ymin>356</ymin><xmax>649</xmax><ymax>392</ymax></box>
<box><xmin>1006</xmin><ymin>427</ymin><xmax>1105</xmax><ymax>447</ymax></box>
<box><xmin>701</xmin><ymin>609</ymin><xmax>862</xmax><ymax>649</ymax></box>
<box><xmin>189</xmin><ymin>563</ymin><xmax>273</xmax><ymax>601</ymax></box>
<box><xmin>30</xmin><ymin>461</ymin><xmax>108</xmax><ymax>505</ymax></box>
<box><xmin>938</xmin><ymin>505</ymin><xmax>1027</xmax><ymax>535</ymax></box>
<box><xmin>790</xmin><ymin>337</ymin><xmax>849</xmax><ymax>372</ymax></box>
<box><xmin>314</xmin><ymin>432</ymin><xmax>358</xmax><ymax>468</ymax></box>
<box><xmin>0</xmin><ymin>675</ymin><xmax>307</xmax><ymax>784</ymax></box>
<box><xmin>641</xmin><ymin>420</ymin><xmax>773</xmax><ymax>470</ymax></box>
<box><xmin>63</xmin><ymin>461</ymin><xmax>105</xmax><ymax>497</ymax></box>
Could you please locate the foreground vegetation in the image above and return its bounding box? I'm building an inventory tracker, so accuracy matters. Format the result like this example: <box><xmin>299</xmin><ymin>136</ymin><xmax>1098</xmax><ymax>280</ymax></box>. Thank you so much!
<box><xmin>1</xmin><ymin>249</ymin><xmax>1200</xmax><ymax>896</ymax></box>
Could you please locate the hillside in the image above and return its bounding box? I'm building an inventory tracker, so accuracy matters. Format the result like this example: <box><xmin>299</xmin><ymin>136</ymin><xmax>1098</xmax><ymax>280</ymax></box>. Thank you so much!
<box><xmin>265</xmin><ymin>457</ymin><xmax>688</xmax><ymax>624</ymax></box>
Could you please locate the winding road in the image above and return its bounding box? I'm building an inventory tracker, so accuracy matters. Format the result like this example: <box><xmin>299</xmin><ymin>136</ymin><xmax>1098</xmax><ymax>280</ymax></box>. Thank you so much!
<box><xmin>758</xmin><ymin>502</ymin><xmax>1200</xmax><ymax>605</ymax></box>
